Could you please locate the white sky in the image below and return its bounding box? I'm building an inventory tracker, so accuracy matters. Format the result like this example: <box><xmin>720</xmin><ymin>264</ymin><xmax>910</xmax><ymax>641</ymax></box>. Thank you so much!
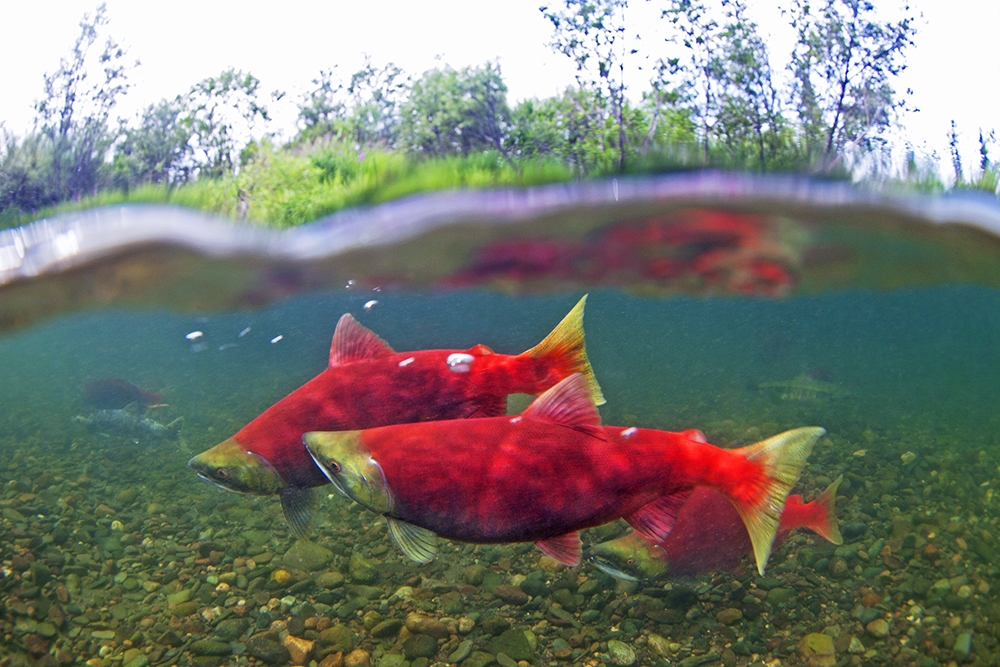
<box><xmin>1</xmin><ymin>0</ymin><xmax>997</xmax><ymax>178</ymax></box>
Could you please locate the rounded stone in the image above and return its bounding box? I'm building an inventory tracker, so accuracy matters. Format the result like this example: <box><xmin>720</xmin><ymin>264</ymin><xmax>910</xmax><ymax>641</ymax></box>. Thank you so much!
<box><xmin>716</xmin><ymin>608</ymin><xmax>743</xmax><ymax>625</ymax></box>
<box><xmin>866</xmin><ymin>618</ymin><xmax>890</xmax><ymax>638</ymax></box>
<box><xmin>404</xmin><ymin>613</ymin><xmax>450</xmax><ymax>639</ymax></box>
<box><xmin>607</xmin><ymin>640</ymin><xmax>636</xmax><ymax>666</ymax></box>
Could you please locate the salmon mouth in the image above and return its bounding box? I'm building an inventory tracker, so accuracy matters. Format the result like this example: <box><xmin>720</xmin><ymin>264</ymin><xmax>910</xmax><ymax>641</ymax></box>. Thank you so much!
<box><xmin>586</xmin><ymin>554</ymin><xmax>639</xmax><ymax>582</ymax></box>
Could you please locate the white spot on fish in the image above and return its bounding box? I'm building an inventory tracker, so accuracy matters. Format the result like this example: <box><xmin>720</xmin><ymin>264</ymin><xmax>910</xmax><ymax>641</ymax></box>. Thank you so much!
<box><xmin>185</xmin><ymin>331</ymin><xmax>203</xmax><ymax>340</ymax></box>
<box><xmin>447</xmin><ymin>353</ymin><xmax>475</xmax><ymax>373</ymax></box>
<box><xmin>238</xmin><ymin>327</ymin><xmax>251</xmax><ymax>337</ymax></box>
<box><xmin>345</xmin><ymin>279</ymin><xmax>357</xmax><ymax>290</ymax></box>
<box><xmin>364</xmin><ymin>300</ymin><xmax>378</xmax><ymax>311</ymax></box>
<box><xmin>270</xmin><ymin>335</ymin><xmax>283</xmax><ymax>344</ymax></box>
<box><xmin>398</xmin><ymin>357</ymin><xmax>415</xmax><ymax>367</ymax></box>
<box><xmin>622</xmin><ymin>427</ymin><xmax>637</xmax><ymax>437</ymax></box>
<box><xmin>510</xmin><ymin>416</ymin><xmax>522</xmax><ymax>424</ymax></box>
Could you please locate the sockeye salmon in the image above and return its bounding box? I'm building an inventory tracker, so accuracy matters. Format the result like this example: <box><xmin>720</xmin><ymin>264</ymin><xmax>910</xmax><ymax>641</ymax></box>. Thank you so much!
<box><xmin>188</xmin><ymin>297</ymin><xmax>603</xmax><ymax>535</ymax></box>
<box><xmin>586</xmin><ymin>474</ymin><xmax>843</xmax><ymax>581</ymax></box>
<box><xmin>305</xmin><ymin>374</ymin><xmax>824</xmax><ymax>575</ymax></box>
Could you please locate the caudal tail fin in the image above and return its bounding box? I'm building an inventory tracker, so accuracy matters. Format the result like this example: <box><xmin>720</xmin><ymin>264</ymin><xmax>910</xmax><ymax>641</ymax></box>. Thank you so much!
<box><xmin>523</xmin><ymin>295</ymin><xmax>605</xmax><ymax>405</ymax></box>
<box><xmin>803</xmin><ymin>475</ymin><xmax>844</xmax><ymax>545</ymax></box>
<box><xmin>732</xmin><ymin>427</ymin><xmax>825</xmax><ymax>575</ymax></box>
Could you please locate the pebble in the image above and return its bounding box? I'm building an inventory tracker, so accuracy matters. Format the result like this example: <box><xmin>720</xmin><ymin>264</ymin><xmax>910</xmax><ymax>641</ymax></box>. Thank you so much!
<box><xmin>865</xmin><ymin>618</ymin><xmax>890</xmax><ymax>638</ymax></box>
<box><xmin>607</xmin><ymin>639</ymin><xmax>636</xmax><ymax>666</ymax></box>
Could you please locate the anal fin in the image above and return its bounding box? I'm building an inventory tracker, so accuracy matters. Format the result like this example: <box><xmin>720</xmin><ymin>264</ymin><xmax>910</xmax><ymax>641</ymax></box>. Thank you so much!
<box><xmin>280</xmin><ymin>488</ymin><xmax>317</xmax><ymax>538</ymax></box>
<box><xmin>536</xmin><ymin>531</ymin><xmax>582</xmax><ymax>566</ymax></box>
<box><xmin>386</xmin><ymin>517</ymin><xmax>438</xmax><ymax>563</ymax></box>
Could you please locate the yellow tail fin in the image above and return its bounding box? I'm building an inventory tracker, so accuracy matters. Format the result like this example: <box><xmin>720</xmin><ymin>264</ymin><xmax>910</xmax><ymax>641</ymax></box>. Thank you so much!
<box><xmin>733</xmin><ymin>427</ymin><xmax>825</xmax><ymax>575</ymax></box>
<box><xmin>524</xmin><ymin>295</ymin><xmax>606</xmax><ymax>405</ymax></box>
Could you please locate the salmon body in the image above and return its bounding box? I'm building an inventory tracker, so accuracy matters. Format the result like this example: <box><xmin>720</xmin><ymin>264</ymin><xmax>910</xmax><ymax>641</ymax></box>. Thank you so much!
<box><xmin>586</xmin><ymin>476</ymin><xmax>843</xmax><ymax>581</ymax></box>
<box><xmin>188</xmin><ymin>297</ymin><xmax>603</xmax><ymax>534</ymax></box>
<box><xmin>306</xmin><ymin>374</ymin><xmax>823</xmax><ymax>573</ymax></box>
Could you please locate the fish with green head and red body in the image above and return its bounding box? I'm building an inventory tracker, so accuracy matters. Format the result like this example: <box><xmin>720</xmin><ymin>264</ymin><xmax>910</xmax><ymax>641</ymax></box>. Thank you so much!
<box><xmin>187</xmin><ymin>297</ymin><xmax>604</xmax><ymax>534</ymax></box>
<box><xmin>585</xmin><ymin>468</ymin><xmax>843</xmax><ymax>581</ymax></box>
<box><xmin>304</xmin><ymin>374</ymin><xmax>824</xmax><ymax>575</ymax></box>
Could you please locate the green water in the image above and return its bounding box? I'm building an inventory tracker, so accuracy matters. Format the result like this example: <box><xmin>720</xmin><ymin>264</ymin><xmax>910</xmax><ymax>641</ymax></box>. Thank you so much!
<box><xmin>1</xmin><ymin>285</ymin><xmax>998</xmax><ymax>664</ymax></box>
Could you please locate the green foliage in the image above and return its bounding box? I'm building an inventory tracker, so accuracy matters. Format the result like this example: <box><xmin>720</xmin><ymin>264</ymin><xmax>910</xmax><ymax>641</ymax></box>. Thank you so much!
<box><xmin>110</xmin><ymin>96</ymin><xmax>193</xmax><ymax>189</ymax></box>
<box><xmin>1</xmin><ymin>0</ymin><xmax>994</xmax><ymax>228</ymax></box>
<box><xmin>29</xmin><ymin>3</ymin><xmax>132</xmax><ymax>206</ymax></box>
<box><xmin>787</xmin><ymin>0</ymin><xmax>916</xmax><ymax>169</ymax></box>
<box><xmin>398</xmin><ymin>63</ymin><xmax>513</xmax><ymax>163</ymax></box>
<box><xmin>542</xmin><ymin>0</ymin><xmax>630</xmax><ymax>171</ymax></box>
<box><xmin>184</xmin><ymin>68</ymin><xmax>270</xmax><ymax>178</ymax></box>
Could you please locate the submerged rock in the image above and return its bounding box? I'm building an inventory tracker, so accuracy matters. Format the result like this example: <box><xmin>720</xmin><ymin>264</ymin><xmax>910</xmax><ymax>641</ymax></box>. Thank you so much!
<box><xmin>797</xmin><ymin>633</ymin><xmax>835</xmax><ymax>667</ymax></box>
<box><xmin>284</xmin><ymin>540</ymin><xmax>334</xmax><ymax>571</ymax></box>
<box><xmin>488</xmin><ymin>629</ymin><xmax>533</xmax><ymax>662</ymax></box>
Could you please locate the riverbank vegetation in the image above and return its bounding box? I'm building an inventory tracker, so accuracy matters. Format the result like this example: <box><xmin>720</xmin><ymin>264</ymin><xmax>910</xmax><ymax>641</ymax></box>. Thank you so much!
<box><xmin>1</xmin><ymin>0</ymin><xmax>997</xmax><ymax>230</ymax></box>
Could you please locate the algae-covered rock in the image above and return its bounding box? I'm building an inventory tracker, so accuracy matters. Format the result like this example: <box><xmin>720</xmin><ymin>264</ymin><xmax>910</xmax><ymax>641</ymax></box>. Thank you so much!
<box><xmin>488</xmin><ymin>629</ymin><xmax>533</xmax><ymax>662</ymax></box>
<box><xmin>283</xmin><ymin>539</ymin><xmax>333</xmax><ymax>571</ymax></box>
<box><xmin>215</xmin><ymin>617</ymin><xmax>250</xmax><ymax>641</ymax></box>
<box><xmin>247</xmin><ymin>635</ymin><xmax>290</xmax><ymax>664</ymax></box>
<box><xmin>190</xmin><ymin>639</ymin><xmax>231</xmax><ymax>656</ymax></box>
<box><xmin>348</xmin><ymin>554</ymin><xmax>379</xmax><ymax>584</ymax></box>
<box><xmin>402</xmin><ymin>634</ymin><xmax>438</xmax><ymax>659</ymax></box>
<box><xmin>318</xmin><ymin>624</ymin><xmax>355</xmax><ymax>653</ymax></box>
<box><xmin>797</xmin><ymin>633</ymin><xmax>835</xmax><ymax>667</ymax></box>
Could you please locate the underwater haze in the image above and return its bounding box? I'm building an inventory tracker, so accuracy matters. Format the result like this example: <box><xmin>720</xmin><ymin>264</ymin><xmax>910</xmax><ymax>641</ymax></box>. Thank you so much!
<box><xmin>1</xmin><ymin>174</ymin><xmax>999</xmax><ymax>667</ymax></box>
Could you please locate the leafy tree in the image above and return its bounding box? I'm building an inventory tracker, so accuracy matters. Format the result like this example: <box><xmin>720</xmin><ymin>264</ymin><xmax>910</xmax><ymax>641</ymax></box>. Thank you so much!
<box><xmin>712</xmin><ymin>0</ymin><xmax>787</xmax><ymax>168</ymax></box>
<box><xmin>787</xmin><ymin>0</ymin><xmax>916</xmax><ymax>170</ymax></box>
<box><xmin>346</xmin><ymin>57</ymin><xmax>409</xmax><ymax>148</ymax></box>
<box><xmin>111</xmin><ymin>96</ymin><xmax>193</xmax><ymax>189</ymax></box>
<box><xmin>33</xmin><ymin>2</ymin><xmax>132</xmax><ymax>202</ymax></box>
<box><xmin>661</xmin><ymin>0</ymin><xmax>722</xmax><ymax>162</ymax></box>
<box><xmin>542</xmin><ymin>0</ymin><xmax>631</xmax><ymax>171</ymax></box>
<box><xmin>298</xmin><ymin>68</ymin><xmax>348</xmax><ymax>142</ymax></box>
<box><xmin>185</xmin><ymin>68</ymin><xmax>270</xmax><ymax>178</ymax></box>
<box><xmin>398</xmin><ymin>63</ymin><xmax>513</xmax><ymax>163</ymax></box>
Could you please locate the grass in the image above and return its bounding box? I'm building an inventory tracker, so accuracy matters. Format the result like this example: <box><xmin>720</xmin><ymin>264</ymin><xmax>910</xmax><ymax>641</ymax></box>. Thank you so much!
<box><xmin>2</xmin><ymin>144</ymin><xmax>576</xmax><ymax>230</ymax></box>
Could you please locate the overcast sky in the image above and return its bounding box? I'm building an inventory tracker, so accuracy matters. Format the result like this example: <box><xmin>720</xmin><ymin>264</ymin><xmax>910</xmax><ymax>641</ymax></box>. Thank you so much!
<box><xmin>2</xmin><ymin>0</ymin><xmax>997</xmax><ymax>177</ymax></box>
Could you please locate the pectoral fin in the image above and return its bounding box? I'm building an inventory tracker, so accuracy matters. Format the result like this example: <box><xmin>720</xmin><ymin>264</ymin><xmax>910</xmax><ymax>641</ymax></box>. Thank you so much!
<box><xmin>535</xmin><ymin>531</ymin><xmax>582</xmax><ymax>566</ymax></box>
<box><xmin>280</xmin><ymin>488</ymin><xmax>317</xmax><ymax>537</ymax></box>
<box><xmin>386</xmin><ymin>517</ymin><xmax>438</xmax><ymax>563</ymax></box>
<box><xmin>625</xmin><ymin>490</ymin><xmax>691</xmax><ymax>543</ymax></box>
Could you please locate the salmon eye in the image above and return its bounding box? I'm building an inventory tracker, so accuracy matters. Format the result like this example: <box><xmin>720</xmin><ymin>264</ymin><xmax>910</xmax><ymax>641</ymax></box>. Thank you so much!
<box><xmin>446</xmin><ymin>353</ymin><xmax>475</xmax><ymax>373</ymax></box>
<box><xmin>626</xmin><ymin>558</ymin><xmax>636</xmax><ymax>566</ymax></box>
<box><xmin>216</xmin><ymin>468</ymin><xmax>230</xmax><ymax>479</ymax></box>
<box><xmin>327</xmin><ymin>461</ymin><xmax>342</xmax><ymax>474</ymax></box>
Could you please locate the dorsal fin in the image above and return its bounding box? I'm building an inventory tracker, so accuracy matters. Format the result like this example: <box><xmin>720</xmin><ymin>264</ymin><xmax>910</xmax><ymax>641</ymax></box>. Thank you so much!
<box><xmin>329</xmin><ymin>314</ymin><xmax>395</xmax><ymax>367</ymax></box>
<box><xmin>522</xmin><ymin>374</ymin><xmax>602</xmax><ymax>436</ymax></box>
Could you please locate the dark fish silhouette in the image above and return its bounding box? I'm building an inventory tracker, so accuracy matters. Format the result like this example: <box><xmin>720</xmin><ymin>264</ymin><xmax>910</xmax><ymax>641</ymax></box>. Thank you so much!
<box><xmin>85</xmin><ymin>379</ymin><xmax>166</xmax><ymax>409</ymax></box>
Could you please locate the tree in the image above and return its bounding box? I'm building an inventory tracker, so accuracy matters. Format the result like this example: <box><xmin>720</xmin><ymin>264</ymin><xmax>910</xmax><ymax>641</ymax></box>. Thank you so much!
<box><xmin>298</xmin><ymin>68</ymin><xmax>348</xmax><ymax>142</ymax></box>
<box><xmin>345</xmin><ymin>57</ymin><xmax>409</xmax><ymax>148</ymax></box>
<box><xmin>398</xmin><ymin>63</ymin><xmax>514</xmax><ymax>163</ymax></box>
<box><xmin>33</xmin><ymin>2</ymin><xmax>132</xmax><ymax>202</ymax></box>
<box><xmin>712</xmin><ymin>0</ymin><xmax>787</xmax><ymax>168</ymax></box>
<box><xmin>661</xmin><ymin>0</ymin><xmax>723</xmax><ymax>162</ymax></box>
<box><xmin>542</xmin><ymin>0</ymin><xmax>632</xmax><ymax>171</ymax></box>
<box><xmin>111</xmin><ymin>96</ymin><xmax>193</xmax><ymax>189</ymax></box>
<box><xmin>185</xmin><ymin>68</ymin><xmax>270</xmax><ymax>178</ymax></box>
<box><xmin>787</xmin><ymin>0</ymin><xmax>916</xmax><ymax>170</ymax></box>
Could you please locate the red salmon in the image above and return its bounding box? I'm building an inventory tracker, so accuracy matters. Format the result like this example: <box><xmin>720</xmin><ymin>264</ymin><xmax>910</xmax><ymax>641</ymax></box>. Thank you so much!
<box><xmin>305</xmin><ymin>374</ymin><xmax>823</xmax><ymax>574</ymax></box>
<box><xmin>585</xmin><ymin>474</ymin><xmax>843</xmax><ymax>581</ymax></box>
<box><xmin>188</xmin><ymin>297</ymin><xmax>603</xmax><ymax>534</ymax></box>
